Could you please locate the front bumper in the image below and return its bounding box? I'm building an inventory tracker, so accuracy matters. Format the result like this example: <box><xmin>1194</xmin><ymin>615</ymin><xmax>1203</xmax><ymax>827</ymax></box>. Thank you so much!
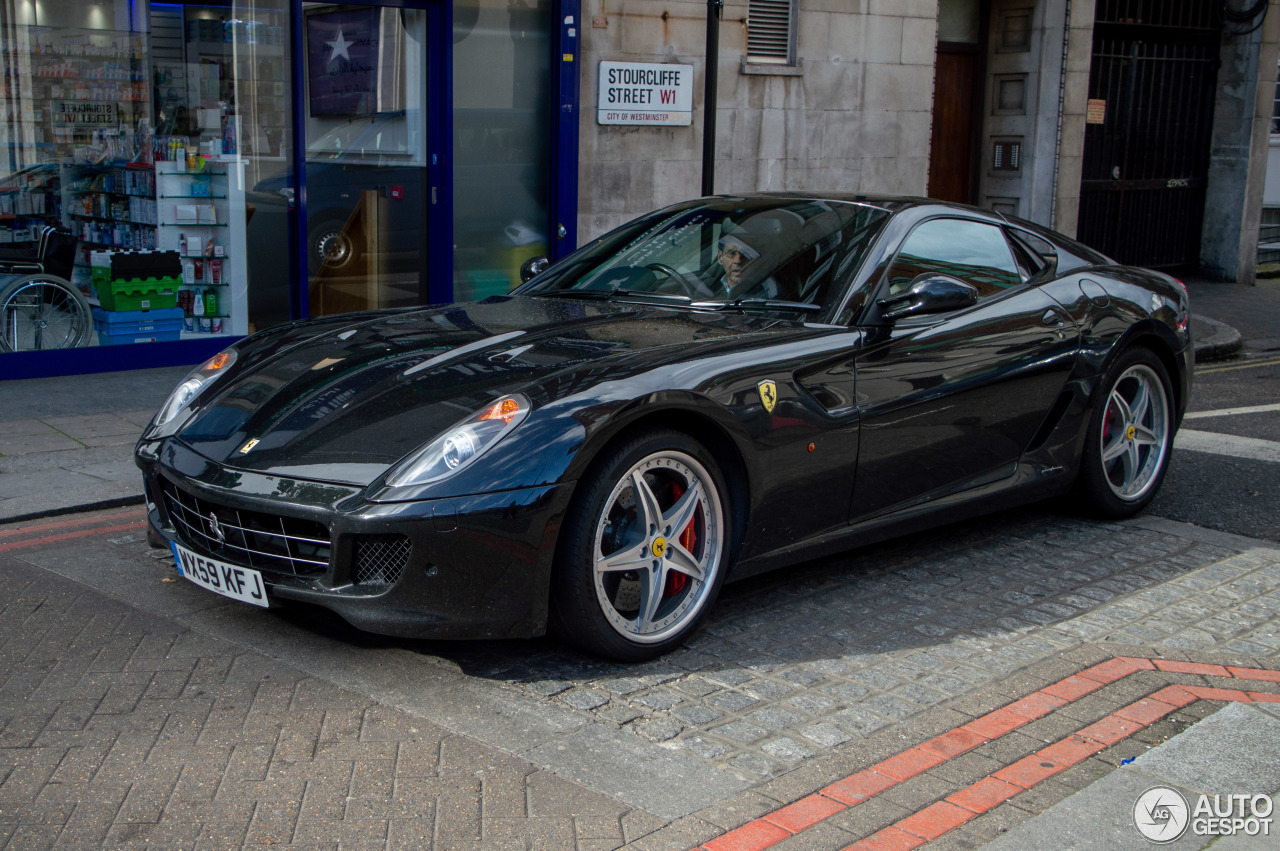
<box><xmin>137</xmin><ymin>439</ymin><xmax>574</xmax><ymax>640</ymax></box>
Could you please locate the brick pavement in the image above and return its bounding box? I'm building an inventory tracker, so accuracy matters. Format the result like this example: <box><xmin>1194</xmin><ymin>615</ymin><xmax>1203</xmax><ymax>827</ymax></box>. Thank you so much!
<box><xmin>0</xmin><ymin>522</ymin><xmax>651</xmax><ymax>850</ymax></box>
<box><xmin>449</xmin><ymin>512</ymin><xmax>1280</xmax><ymax>780</ymax></box>
<box><xmin>4</xmin><ymin>503</ymin><xmax>1280</xmax><ymax>849</ymax></box>
<box><xmin>695</xmin><ymin>658</ymin><xmax>1280</xmax><ymax>850</ymax></box>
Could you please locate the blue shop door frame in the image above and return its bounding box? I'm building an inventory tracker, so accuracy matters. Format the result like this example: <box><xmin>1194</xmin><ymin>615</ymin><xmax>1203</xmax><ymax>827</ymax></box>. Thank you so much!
<box><xmin>287</xmin><ymin>0</ymin><xmax>581</xmax><ymax>319</ymax></box>
<box><xmin>550</xmin><ymin>0</ymin><xmax>581</xmax><ymax>265</ymax></box>
<box><xmin>288</xmin><ymin>0</ymin><xmax>453</xmax><ymax>317</ymax></box>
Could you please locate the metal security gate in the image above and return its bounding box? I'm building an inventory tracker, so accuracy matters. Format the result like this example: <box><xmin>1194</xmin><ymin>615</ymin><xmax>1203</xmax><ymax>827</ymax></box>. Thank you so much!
<box><xmin>1077</xmin><ymin>0</ymin><xmax>1221</xmax><ymax>269</ymax></box>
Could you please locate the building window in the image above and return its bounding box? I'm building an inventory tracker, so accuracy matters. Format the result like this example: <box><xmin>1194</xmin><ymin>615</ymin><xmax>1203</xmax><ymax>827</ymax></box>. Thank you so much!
<box><xmin>747</xmin><ymin>0</ymin><xmax>797</xmax><ymax>65</ymax></box>
<box><xmin>1272</xmin><ymin>60</ymin><xmax>1280</xmax><ymax>135</ymax></box>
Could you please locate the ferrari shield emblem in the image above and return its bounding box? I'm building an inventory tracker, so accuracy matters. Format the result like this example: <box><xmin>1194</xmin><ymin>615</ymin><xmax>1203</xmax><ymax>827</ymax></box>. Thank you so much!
<box><xmin>239</xmin><ymin>438</ymin><xmax>260</xmax><ymax>454</ymax></box>
<box><xmin>757</xmin><ymin>380</ymin><xmax>778</xmax><ymax>413</ymax></box>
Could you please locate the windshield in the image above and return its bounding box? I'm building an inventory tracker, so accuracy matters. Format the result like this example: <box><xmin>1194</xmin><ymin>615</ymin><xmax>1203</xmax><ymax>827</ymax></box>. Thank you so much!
<box><xmin>520</xmin><ymin>198</ymin><xmax>889</xmax><ymax>317</ymax></box>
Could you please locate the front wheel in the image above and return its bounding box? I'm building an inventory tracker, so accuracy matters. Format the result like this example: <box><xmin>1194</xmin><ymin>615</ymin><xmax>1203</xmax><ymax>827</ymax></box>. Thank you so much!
<box><xmin>550</xmin><ymin>428</ymin><xmax>732</xmax><ymax>661</ymax></box>
<box><xmin>1076</xmin><ymin>347</ymin><xmax>1175</xmax><ymax>518</ymax></box>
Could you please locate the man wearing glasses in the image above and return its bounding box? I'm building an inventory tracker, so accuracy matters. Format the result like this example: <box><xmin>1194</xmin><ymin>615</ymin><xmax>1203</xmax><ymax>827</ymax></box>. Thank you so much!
<box><xmin>709</xmin><ymin>233</ymin><xmax>779</xmax><ymax>298</ymax></box>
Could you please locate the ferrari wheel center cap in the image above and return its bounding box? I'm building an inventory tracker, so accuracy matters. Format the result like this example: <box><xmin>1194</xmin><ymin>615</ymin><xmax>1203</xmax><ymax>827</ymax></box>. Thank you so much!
<box><xmin>651</xmin><ymin>537</ymin><xmax>667</xmax><ymax>559</ymax></box>
<box><xmin>1126</xmin><ymin>424</ymin><xmax>1136</xmax><ymax>441</ymax></box>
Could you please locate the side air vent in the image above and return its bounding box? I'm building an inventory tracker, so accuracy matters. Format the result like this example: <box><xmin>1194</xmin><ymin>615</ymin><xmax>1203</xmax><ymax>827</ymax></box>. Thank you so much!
<box><xmin>1026</xmin><ymin>389</ymin><xmax>1075</xmax><ymax>453</ymax></box>
<box><xmin>353</xmin><ymin>534</ymin><xmax>411</xmax><ymax>587</ymax></box>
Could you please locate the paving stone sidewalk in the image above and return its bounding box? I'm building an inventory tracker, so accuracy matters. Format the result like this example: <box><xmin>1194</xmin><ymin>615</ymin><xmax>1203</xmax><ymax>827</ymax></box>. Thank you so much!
<box><xmin>0</xmin><ymin>558</ymin><xmax>652</xmax><ymax>850</ymax></box>
<box><xmin>4</xmin><ymin>503</ymin><xmax>1280</xmax><ymax>849</ymax></box>
<box><xmin>444</xmin><ymin>513</ymin><xmax>1280</xmax><ymax>782</ymax></box>
<box><xmin>0</xmin><ymin>364</ymin><xmax>188</xmax><ymax>523</ymax></box>
<box><xmin>0</xmin><ymin>412</ymin><xmax>156</xmax><ymax>522</ymax></box>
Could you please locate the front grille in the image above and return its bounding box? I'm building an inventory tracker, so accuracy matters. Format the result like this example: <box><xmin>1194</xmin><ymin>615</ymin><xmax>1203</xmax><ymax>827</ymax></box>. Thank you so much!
<box><xmin>353</xmin><ymin>534</ymin><xmax>411</xmax><ymax>587</ymax></box>
<box><xmin>161</xmin><ymin>479</ymin><xmax>331</xmax><ymax>577</ymax></box>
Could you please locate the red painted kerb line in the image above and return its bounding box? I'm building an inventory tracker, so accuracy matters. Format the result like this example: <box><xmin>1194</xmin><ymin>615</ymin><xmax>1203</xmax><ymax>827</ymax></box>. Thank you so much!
<box><xmin>0</xmin><ymin>507</ymin><xmax>145</xmax><ymax>538</ymax></box>
<box><xmin>0</xmin><ymin>519</ymin><xmax>147</xmax><ymax>553</ymax></box>
<box><xmin>696</xmin><ymin>657</ymin><xmax>1280</xmax><ymax>851</ymax></box>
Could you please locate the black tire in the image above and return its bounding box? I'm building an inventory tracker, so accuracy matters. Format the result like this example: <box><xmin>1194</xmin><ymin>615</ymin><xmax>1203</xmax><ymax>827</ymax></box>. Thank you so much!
<box><xmin>1076</xmin><ymin>346</ymin><xmax>1175</xmax><ymax>518</ymax></box>
<box><xmin>550</xmin><ymin>428</ymin><xmax>733</xmax><ymax>661</ymax></box>
<box><xmin>0</xmin><ymin>274</ymin><xmax>91</xmax><ymax>352</ymax></box>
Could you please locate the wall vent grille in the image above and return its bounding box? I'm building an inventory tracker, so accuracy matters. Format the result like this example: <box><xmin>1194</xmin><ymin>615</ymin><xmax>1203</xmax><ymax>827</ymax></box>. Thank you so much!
<box><xmin>747</xmin><ymin>0</ymin><xmax>796</xmax><ymax>64</ymax></box>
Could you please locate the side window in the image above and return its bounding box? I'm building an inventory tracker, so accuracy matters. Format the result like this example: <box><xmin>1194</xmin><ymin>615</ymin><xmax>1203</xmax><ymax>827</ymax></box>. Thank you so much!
<box><xmin>1008</xmin><ymin>228</ymin><xmax>1058</xmax><ymax>280</ymax></box>
<box><xmin>885</xmin><ymin>219</ymin><xmax>1022</xmax><ymax>300</ymax></box>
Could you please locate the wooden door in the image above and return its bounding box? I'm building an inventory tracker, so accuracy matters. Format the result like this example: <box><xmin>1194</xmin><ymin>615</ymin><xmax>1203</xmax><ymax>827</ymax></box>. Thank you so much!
<box><xmin>928</xmin><ymin>48</ymin><xmax>979</xmax><ymax>204</ymax></box>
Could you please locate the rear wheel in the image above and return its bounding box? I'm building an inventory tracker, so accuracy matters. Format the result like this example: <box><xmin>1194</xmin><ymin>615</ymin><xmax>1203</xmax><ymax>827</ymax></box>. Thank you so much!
<box><xmin>551</xmin><ymin>428</ymin><xmax>731</xmax><ymax>661</ymax></box>
<box><xmin>0</xmin><ymin>275</ymin><xmax>91</xmax><ymax>352</ymax></box>
<box><xmin>1077</xmin><ymin>347</ymin><xmax>1174</xmax><ymax>518</ymax></box>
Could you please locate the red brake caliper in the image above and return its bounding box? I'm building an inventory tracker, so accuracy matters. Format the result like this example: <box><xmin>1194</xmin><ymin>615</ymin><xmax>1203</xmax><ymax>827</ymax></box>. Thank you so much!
<box><xmin>665</xmin><ymin>483</ymin><xmax>695</xmax><ymax>596</ymax></box>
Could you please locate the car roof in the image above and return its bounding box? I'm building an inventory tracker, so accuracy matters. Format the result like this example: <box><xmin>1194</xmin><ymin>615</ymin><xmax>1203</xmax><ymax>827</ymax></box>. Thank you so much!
<box><xmin>713</xmin><ymin>193</ymin><xmax>1113</xmax><ymax>265</ymax></box>
<box><xmin>709</xmin><ymin>192</ymin><xmax>1002</xmax><ymax>219</ymax></box>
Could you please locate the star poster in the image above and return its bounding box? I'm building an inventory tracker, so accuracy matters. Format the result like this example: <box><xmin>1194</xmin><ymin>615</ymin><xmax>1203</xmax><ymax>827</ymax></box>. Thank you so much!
<box><xmin>306</xmin><ymin>8</ymin><xmax>380</xmax><ymax>116</ymax></box>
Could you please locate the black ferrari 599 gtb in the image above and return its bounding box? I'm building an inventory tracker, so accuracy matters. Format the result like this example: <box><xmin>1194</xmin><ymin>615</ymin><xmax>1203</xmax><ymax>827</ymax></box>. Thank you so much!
<box><xmin>136</xmin><ymin>195</ymin><xmax>1190</xmax><ymax>660</ymax></box>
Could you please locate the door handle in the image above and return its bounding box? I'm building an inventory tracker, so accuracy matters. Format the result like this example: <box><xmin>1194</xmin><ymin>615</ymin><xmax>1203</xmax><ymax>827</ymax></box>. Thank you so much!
<box><xmin>1041</xmin><ymin>309</ymin><xmax>1065</xmax><ymax>328</ymax></box>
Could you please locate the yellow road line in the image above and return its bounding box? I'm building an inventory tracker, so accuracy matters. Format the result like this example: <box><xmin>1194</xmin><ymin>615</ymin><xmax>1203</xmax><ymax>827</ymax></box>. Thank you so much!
<box><xmin>1196</xmin><ymin>356</ymin><xmax>1280</xmax><ymax>375</ymax></box>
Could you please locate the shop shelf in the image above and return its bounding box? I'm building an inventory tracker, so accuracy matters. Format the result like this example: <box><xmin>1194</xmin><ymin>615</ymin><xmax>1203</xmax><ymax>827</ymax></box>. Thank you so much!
<box><xmin>71</xmin><ymin>212</ymin><xmax>155</xmax><ymax>225</ymax></box>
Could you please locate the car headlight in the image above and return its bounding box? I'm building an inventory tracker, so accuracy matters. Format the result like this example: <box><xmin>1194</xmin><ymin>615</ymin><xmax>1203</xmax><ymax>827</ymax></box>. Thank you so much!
<box><xmin>386</xmin><ymin>394</ymin><xmax>530</xmax><ymax>487</ymax></box>
<box><xmin>152</xmin><ymin>349</ymin><xmax>238</xmax><ymax>431</ymax></box>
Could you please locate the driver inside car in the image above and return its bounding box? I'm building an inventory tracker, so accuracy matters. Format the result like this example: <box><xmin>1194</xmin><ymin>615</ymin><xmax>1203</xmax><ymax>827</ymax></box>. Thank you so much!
<box><xmin>702</xmin><ymin>233</ymin><xmax>779</xmax><ymax>299</ymax></box>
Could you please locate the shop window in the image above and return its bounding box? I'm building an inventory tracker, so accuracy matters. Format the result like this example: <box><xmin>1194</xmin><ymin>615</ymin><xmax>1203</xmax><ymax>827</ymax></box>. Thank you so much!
<box><xmin>451</xmin><ymin>0</ymin><xmax>552</xmax><ymax>301</ymax></box>
<box><xmin>0</xmin><ymin>0</ymin><xmax>294</xmax><ymax>355</ymax></box>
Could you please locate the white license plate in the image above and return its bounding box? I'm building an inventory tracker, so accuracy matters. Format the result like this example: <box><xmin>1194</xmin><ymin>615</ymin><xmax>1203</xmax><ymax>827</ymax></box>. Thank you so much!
<box><xmin>171</xmin><ymin>542</ymin><xmax>269</xmax><ymax>608</ymax></box>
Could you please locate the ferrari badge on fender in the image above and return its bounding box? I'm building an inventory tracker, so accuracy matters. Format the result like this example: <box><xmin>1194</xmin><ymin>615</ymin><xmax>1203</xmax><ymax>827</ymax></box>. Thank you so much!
<box><xmin>239</xmin><ymin>438</ymin><xmax>260</xmax><ymax>454</ymax></box>
<box><xmin>758</xmin><ymin>380</ymin><xmax>778</xmax><ymax>413</ymax></box>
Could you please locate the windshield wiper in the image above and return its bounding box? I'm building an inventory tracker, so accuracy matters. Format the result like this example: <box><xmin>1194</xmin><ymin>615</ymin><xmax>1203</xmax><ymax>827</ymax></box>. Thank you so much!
<box><xmin>532</xmin><ymin>289</ymin><xmax>611</xmax><ymax>300</ymax></box>
<box><xmin>691</xmin><ymin>298</ymin><xmax>823</xmax><ymax>313</ymax></box>
<box><xmin>535</xmin><ymin>289</ymin><xmax>692</xmax><ymax>305</ymax></box>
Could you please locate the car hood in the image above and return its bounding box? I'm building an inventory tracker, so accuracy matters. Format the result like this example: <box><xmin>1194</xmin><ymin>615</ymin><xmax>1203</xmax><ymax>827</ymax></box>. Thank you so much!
<box><xmin>174</xmin><ymin>296</ymin><xmax>807</xmax><ymax>485</ymax></box>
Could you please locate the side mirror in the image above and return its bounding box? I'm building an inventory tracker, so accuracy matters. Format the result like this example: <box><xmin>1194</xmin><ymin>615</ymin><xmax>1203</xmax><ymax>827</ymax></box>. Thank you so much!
<box><xmin>877</xmin><ymin>274</ymin><xmax>979</xmax><ymax>321</ymax></box>
<box><xmin>520</xmin><ymin>256</ymin><xmax>550</xmax><ymax>283</ymax></box>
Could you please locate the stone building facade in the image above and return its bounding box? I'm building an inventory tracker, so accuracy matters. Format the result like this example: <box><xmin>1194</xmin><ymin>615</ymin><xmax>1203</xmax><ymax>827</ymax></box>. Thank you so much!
<box><xmin>576</xmin><ymin>0</ymin><xmax>1280</xmax><ymax>284</ymax></box>
<box><xmin>577</xmin><ymin>0</ymin><xmax>940</xmax><ymax>241</ymax></box>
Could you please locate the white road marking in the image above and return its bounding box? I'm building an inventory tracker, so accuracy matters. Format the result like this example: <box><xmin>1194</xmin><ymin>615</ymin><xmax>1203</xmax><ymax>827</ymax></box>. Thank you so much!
<box><xmin>1184</xmin><ymin>402</ymin><xmax>1280</xmax><ymax>420</ymax></box>
<box><xmin>1175</xmin><ymin>429</ymin><xmax>1280</xmax><ymax>464</ymax></box>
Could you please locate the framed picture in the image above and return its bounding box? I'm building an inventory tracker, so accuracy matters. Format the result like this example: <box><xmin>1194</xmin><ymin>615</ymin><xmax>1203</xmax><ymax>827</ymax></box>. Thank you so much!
<box><xmin>306</xmin><ymin>7</ymin><xmax>381</xmax><ymax>116</ymax></box>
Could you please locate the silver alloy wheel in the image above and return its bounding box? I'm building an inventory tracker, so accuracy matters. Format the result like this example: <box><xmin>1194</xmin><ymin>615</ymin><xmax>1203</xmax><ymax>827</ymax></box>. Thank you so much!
<box><xmin>1099</xmin><ymin>363</ymin><xmax>1169</xmax><ymax>501</ymax></box>
<box><xmin>592</xmin><ymin>450</ymin><xmax>723</xmax><ymax>644</ymax></box>
<box><xmin>0</xmin><ymin>278</ymin><xmax>90</xmax><ymax>352</ymax></box>
<box><xmin>315</xmin><ymin>230</ymin><xmax>353</xmax><ymax>267</ymax></box>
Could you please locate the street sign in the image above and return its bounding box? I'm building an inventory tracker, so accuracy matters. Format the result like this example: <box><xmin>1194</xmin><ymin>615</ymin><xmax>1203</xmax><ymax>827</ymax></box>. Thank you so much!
<box><xmin>597</xmin><ymin>61</ymin><xmax>693</xmax><ymax>126</ymax></box>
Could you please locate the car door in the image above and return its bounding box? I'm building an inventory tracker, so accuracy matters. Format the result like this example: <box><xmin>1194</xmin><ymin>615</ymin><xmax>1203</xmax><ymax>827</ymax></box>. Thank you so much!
<box><xmin>849</xmin><ymin>216</ymin><xmax>1079</xmax><ymax>521</ymax></box>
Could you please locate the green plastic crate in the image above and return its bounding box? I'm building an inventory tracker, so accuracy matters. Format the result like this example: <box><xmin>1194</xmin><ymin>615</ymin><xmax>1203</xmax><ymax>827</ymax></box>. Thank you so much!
<box><xmin>96</xmin><ymin>276</ymin><xmax>180</xmax><ymax>312</ymax></box>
